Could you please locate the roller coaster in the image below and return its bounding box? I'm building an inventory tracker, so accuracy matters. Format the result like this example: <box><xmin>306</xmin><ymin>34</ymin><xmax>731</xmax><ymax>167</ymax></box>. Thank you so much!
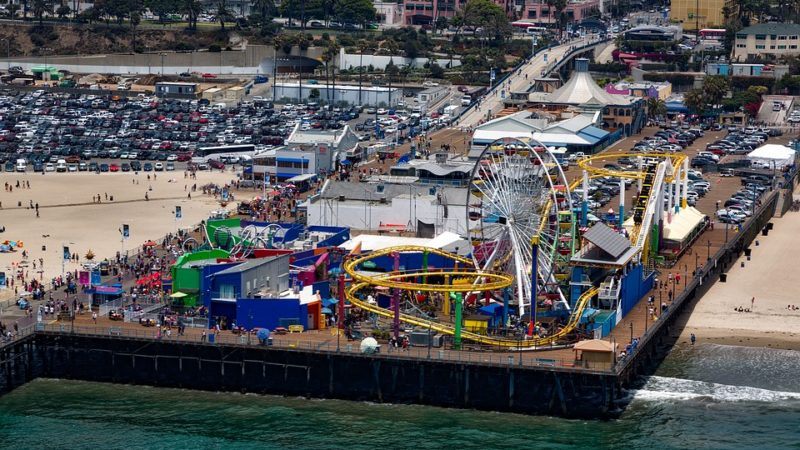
<box><xmin>340</xmin><ymin>142</ymin><xmax>691</xmax><ymax>349</ymax></box>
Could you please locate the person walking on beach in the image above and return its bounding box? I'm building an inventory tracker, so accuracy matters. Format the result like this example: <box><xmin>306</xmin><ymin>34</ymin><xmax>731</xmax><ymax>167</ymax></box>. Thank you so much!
<box><xmin>690</xmin><ymin>333</ymin><xmax>696</xmax><ymax>345</ymax></box>
<box><xmin>751</xmin><ymin>297</ymin><xmax>755</xmax><ymax>310</ymax></box>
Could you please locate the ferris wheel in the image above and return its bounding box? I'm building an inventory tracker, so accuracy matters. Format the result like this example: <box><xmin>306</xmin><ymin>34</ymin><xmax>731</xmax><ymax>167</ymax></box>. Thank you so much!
<box><xmin>466</xmin><ymin>137</ymin><xmax>573</xmax><ymax>317</ymax></box>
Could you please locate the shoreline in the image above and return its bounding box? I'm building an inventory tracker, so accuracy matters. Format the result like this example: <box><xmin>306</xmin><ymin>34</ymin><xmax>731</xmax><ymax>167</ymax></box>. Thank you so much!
<box><xmin>679</xmin><ymin>327</ymin><xmax>800</xmax><ymax>351</ymax></box>
<box><xmin>678</xmin><ymin>184</ymin><xmax>800</xmax><ymax>352</ymax></box>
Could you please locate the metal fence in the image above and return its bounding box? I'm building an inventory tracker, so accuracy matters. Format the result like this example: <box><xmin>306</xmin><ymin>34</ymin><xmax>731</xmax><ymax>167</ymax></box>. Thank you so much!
<box><xmin>32</xmin><ymin>323</ymin><xmax>613</xmax><ymax>373</ymax></box>
<box><xmin>615</xmin><ymin>190</ymin><xmax>779</xmax><ymax>376</ymax></box>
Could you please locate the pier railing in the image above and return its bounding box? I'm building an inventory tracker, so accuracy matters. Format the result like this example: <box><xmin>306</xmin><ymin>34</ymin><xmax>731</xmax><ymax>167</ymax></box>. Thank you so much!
<box><xmin>614</xmin><ymin>189</ymin><xmax>779</xmax><ymax>378</ymax></box>
<box><xmin>32</xmin><ymin>322</ymin><xmax>614</xmax><ymax>373</ymax></box>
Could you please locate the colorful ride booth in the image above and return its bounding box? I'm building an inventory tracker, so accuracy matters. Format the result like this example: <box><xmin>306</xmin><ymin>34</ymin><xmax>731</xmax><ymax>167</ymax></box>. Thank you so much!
<box><xmin>196</xmin><ymin>252</ymin><xmax>328</xmax><ymax>332</ymax></box>
<box><xmin>87</xmin><ymin>284</ymin><xmax>124</xmax><ymax>308</ymax></box>
<box><xmin>171</xmin><ymin>249</ymin><xmax>233</xmax><ymax>309</ymax></box>
<box><xmin>569</xmin><ymin>222</ymin><xmax>655</xmax><ymax>338</ymax></box>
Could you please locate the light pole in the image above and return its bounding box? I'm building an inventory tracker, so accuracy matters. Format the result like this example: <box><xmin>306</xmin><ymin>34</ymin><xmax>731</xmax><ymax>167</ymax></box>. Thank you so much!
<box><xmin>1</xmin><ymin>39</ymin><xmax>9</xmax><ymax>72</ymax></box>
<box><xmin>42</xmin><ymin>47</ymin><xmax>53</xmax><ymax>82</ymax></box>
<box><xmin>707</xmin><ymin>239</ymin><xmax>711</xmax><ymax>262</ymax></box>
<box><xmin>160</xmin><ymin>52</ymin><xmax>167</xmax><ymax>75</ymax></box>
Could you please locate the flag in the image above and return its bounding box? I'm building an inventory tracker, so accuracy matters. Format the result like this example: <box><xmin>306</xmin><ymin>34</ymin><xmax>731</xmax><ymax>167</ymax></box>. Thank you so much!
<box><xmin>122</xmin><ymin>224</ymin><xmax>130</xmax><ymax>238</ymax></box>
<box><xmin>175</xmin><ymin>206</ymin><xmax>182</xmax><ymax>220</ymax></box>
<box><xmin>63</xmin><ymin>246</ymin><xmax>70</xmax><ymax>261</ymax></box>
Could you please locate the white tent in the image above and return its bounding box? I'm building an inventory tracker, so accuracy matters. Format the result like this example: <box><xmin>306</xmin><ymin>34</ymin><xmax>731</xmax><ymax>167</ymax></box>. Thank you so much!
<box><xmin>747</xmin><ymin>144</ymin><xmax>796</xmax><ymax>169</ymax></box>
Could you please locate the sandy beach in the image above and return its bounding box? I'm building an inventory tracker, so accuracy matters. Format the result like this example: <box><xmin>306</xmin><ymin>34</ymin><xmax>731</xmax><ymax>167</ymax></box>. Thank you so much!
<box><xmin>0</xmin><ymin>169</ymin><xmax>237</xmax><ymax>301</ymax></box>
<box><xmin>681</xmin><ymin>201</ymin><xmax>800</xmax><ymax>350</ymax></box>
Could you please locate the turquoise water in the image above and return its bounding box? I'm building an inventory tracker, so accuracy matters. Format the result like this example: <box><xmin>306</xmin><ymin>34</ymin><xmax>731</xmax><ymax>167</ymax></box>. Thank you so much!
<box><xmin>0</xmin><ymin>343</ymin><xmax>799</xmax><ymax>450</ymax></box>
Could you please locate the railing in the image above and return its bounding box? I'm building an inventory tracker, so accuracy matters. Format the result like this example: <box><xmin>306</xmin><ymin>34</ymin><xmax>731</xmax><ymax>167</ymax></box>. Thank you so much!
<box><xmin>32</xmin><ymin>323</ymin><xmax>613</xmax><ymax>373</ymax></box>
<box><xmin>614</xmin><ymin>190</ymin><xmax>779</xmax><ymax>376</ymax></box>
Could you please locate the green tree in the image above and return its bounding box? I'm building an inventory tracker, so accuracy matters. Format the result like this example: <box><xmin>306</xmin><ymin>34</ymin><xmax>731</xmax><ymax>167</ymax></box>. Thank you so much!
<box><xmin>56</xmin><ymin>4</ymin><xmax>70</xmax><ymax>18</ymax></box>
<box><xmin>429</xmin><ymin>62</ymin><xmax>444</xmax><ymax>79</ymax></box>
<box><xmin>251</xmin><ymin>0</ymin><xmax>277</xmax><ymax>24</ymax></box>
<box><xmin>333</xmin><ymin>0</ymin><xmax>375</xmax><ymax>27</ymax></box>
<box><xmin>385</xmin><ymin>60</ymin><xmax>399</xmax><ymax>82</ymax></box>
<box><xmin>703</xmin><ymin>75</ymin><xmax>729</xmax><ymax>107</ymax></box>
<box><xmin>546</xmin><ymin>0</ymin><xmax>567</xmax><ymax>38</ymax></box>
<box><xmin>216</xmin><ymin>0</ymin><xmax>232</xmax><ymax>30</ymax></box>
<box><xmin>32</xmin><ymin>0</ymin><xmax>54</xmax><ymax>25</ymax></box>
<box><xmin>145</xmin><ymin>0</ymin><xmax>177</xmax><ymax>23</ymax></box>
<box><xmin>309</xmin><ymin>87</ymin><xmax>320</xmax><ymax>99</ymax></box>
<box><xmin>434</xmin><ymin>16</ymin><xmax>448</xmax><ymax>35</ymax></box>
<box><xmin>683</xmin><ymin>89</ymin><xmax>707</xmax><ymax>115</ymax></box>
<box><xmin>646</xmin><ymin>97</ymin><xmax>667</xmax><ymax>119</ymax></box>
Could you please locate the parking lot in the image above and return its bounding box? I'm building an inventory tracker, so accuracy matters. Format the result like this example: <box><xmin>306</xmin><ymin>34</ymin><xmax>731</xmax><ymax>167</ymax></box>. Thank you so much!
<box><xmin>0</xmin><ymin>87</ymin><xmax>466</xmax><ymax>174</ymax></box>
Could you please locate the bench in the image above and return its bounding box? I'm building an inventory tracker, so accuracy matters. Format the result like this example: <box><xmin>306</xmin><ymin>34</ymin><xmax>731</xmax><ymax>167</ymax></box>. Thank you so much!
<box><xmin>108</xmin><ymin>327</ymin><xmax>122</xmax><ymax>336</ymax></box>
<box><xmin>288</xmin><ymin>324</ymin><xmax>304</xmax><ymax>333</ymax></box>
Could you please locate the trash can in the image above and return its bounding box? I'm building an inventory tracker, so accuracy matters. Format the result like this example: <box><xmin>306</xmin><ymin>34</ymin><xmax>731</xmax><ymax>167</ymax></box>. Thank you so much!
<box><xmin>744</xmin><ymin>248</ymin><xmax>751</xmax><ymax>257</ymax></box>
<box><xmin>267</xmin><ymin>337</ymin><xmax>273</xmax><ymax>346</ymax></box>
<box><xmin>767</xmin><ymin>222</ymin><xmax>774</xmax><ymax>230</ymax></box>
<box><xmin>720</xmin><ymin>273</ymin><xmax>727</xmax><ymax>283</ymax></box>
<box><xmin>762</xmin><ymin>228</ymin><xmax>768</xmax><ymax>236</ymax></box>
<box><xmin>208</xmin><ymin>333</ymin><xmax>216</xmax><ymax>343</ymax></box>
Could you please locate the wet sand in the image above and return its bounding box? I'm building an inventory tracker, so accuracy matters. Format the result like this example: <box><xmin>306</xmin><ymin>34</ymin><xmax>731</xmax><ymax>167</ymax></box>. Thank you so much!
<box><xmin>0</xmin><ymin>170</ymin><xmax>237</xmax><ymax>300</ymax></box>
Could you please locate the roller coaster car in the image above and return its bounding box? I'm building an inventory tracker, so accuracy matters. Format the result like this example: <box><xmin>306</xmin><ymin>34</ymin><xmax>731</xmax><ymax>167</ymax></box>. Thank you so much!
<box><xmin>108</xmin><ymin>309</ymin><xmax>124</xmax><ymax>321</ymax></box>
<box><xmin>139</xmin><ymin>318</ymin><xmax>156</xmax><ymax>327</ymax></box>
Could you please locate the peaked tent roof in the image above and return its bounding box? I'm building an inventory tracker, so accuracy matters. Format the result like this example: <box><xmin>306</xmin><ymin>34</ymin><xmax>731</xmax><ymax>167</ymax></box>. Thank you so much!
<box><xmin>547</xmin><ymin>71</ymin><xmax>621</xmax><ymax>106</ymax></box>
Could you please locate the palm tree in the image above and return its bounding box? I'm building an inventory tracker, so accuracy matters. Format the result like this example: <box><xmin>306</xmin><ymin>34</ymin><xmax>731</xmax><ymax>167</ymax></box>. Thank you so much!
<box><xmin>325</xmin><ymin>41</ymin><xmax>340</xmax><ymax>106</ymax></box>
<box><xmin>683</xmin><ymin>89</ymin><xmax>707</xmax><ymax>115</ymax></box>
<box><xmin>357</xmin><ymin>39</ymin><xmax>368</xmax><ymax>106</ymax></box>
<box><xmin>646</xmin><ymin>97</ymin><xmax>667</xmax><ymax>120</ymax></box>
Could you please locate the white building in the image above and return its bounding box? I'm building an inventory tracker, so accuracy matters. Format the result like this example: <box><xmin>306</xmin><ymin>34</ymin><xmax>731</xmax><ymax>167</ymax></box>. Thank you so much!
<box><xmin>251</xmin><ymin>147</ymin><xmax>317</xmax><ymax>182</ymax></box>
<box><xmin>285</xmin><ymin>124</ymin><xmax>360</xmax><ymax>173</ymax></box>
<box><xmin>304</xmin><ymin>181</ymin><xmax>471</xmax><ymax>235</ymax></box>
<box><xmin>273</xmin><ymin>83</ymin><xmax>401</xmax><ymax>107</ymax></box>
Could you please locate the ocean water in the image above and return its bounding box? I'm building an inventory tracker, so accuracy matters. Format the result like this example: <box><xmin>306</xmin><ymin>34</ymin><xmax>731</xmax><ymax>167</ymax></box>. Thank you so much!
<box><xmin>0</xmin><ymin>343</ymin><xmax>798</xmax><ymax>450</ymax></box>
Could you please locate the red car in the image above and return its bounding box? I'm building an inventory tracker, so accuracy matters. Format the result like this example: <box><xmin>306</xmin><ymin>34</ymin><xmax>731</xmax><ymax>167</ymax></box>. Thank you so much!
<box><xmin>109</xmin><ymin>164</ymin><xmax>120</xmax><ymax>172</ymax></box>
<box><xmin>202</xmin><ymin>73</ymin><xmax>217</xmax><ymax>79</ymax></box>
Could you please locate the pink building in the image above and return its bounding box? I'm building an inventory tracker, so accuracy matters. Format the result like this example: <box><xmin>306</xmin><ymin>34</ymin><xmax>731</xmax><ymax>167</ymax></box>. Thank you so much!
<box><xmin>514</xmin><ymin>0</ymin><xmax>600</xmax><ymax>24</ymax></box>
<box><xmin>402</xmin><ymin>0</ymin><xmax>599</xmax><ymax>26</ymax></box>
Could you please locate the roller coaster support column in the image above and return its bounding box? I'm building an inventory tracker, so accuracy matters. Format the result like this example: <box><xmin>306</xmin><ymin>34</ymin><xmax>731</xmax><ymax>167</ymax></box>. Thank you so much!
<box><xmin>618</xmin><ymin>179</ymin><xmax>625</xmax><ymax>230</ymax></box>
<box><xmin>531</xmin><ymin>236</ymin><xmax>539</xmax><ymax>328</ymax></box>
<box><xmin>422</xmin><ymin>250</ymin><xmax>429</xmax><ymax>284</ymax></box>
<box><xmin>452</xmin><ymin>292</ymin><xmax>463</xmax><ymax>350</ymax></box>
<box><xmin>392</xmin><ymin>251</ymin><xmax>401</xmax><ymax>341</ymax></box>
<box><xmin>667</xmin><ymin>173</ymin><xmax>673</xmax><ymax>223</ymax></box>
<box><xmin>673</xmin><ymin>163</ymin><xmax>681</xmax><ymax>213</ymax></box>
<box><xmin>337</xmin><ymin>274</ymin><xmax>346</xmax><ymax>330</ymax></box>
<box><xmin>503</xmin><ymin>288</ymin><xmax>510</xmax><ymax>331</ymax></box>
<box><xmin>581</xmin><ymin>170</ymin><xmax>589</xmax><ymax>227</ymax></box>
<box><xmin>443</xmin><ymin>274</ymin><xmax>451</xmax><ymax>316</ymax></box>
<box><xmin>682</xmin><ymin>157</ymin><xmax>689</xmax><ymax>208</ymax></box>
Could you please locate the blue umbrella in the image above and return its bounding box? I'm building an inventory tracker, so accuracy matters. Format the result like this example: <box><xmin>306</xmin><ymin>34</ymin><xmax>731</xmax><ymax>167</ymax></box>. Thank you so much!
<box><xmin>256</xmin><ymin>329</ymin><xmax>270</xmax><ymax>341</ymax></box>
<box><xmin>321</xmin><ymin>307</ymin><xmax>333</xmax><ymax>315</ymax></box>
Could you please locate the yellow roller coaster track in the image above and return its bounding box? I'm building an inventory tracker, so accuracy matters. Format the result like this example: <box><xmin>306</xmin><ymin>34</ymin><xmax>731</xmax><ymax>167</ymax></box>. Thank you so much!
<box><xmin>577</xmin><ymin>152</ymin><xmax>687</xmax><ymax>182</ymax></box>
<box><xmin>343</xmin><ymin>246</ymin><xmax>599</xmax><ymax>348</ymax></box>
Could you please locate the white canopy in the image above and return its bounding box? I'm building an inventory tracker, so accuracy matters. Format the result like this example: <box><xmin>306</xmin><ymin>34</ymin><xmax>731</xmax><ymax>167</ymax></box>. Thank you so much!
<box><xmin>747</xmin><ymin>144</ymin><xmax>796</xmax><ymax>168</ymax></box>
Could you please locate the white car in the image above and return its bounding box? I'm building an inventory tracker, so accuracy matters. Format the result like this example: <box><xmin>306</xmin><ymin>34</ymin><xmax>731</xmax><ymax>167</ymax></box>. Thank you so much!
<box><xmin>45</xmin><ymin>163</ymin><xmax>55</xmax><ymax>172</ymax></box>
<box><xmin>377</xmin><ymin>108</ymin><xmax>388</xmax><ymax>115</ymax></box>
<box><xmin>154</xmin><ymin>162</ymin><xmax>164</xmax><ymax>171</ymax></box>
<box><xmin>422</xmin><ymin>81</ymin><xmax>439</xmax><ymax>87</ymax></box>
<box><xmin>166</xmin><ymin>154</ymin><xmax>177</xmax><ymax>161</ymax></box>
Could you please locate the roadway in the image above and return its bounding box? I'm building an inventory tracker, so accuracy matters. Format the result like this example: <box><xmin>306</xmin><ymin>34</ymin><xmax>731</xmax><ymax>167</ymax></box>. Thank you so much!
<box><xmin>457</xmin><ymin>37</ymin><xmax>593</xmax><ymax>128</ymax></box>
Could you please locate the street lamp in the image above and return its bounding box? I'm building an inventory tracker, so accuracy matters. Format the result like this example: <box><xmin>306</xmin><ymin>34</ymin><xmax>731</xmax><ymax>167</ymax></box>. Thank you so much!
<box><xmin>1</xmin><ymin>39</ymin><xmax>9</xmax><ymax>72</ymax></box>
<box><xmin>160</xmin><ymin>52</ymin><xmax>167</xmax><ymax>75</ymax></box>
<box><xmin>707</xmin><ymin>239</ymin><xmax>711</xmax><ymax>261</ymax></box>
<box><xmin>42</xmin><ymin>47</ymin><xmax>53</xmax><ymax>82</ymax></box>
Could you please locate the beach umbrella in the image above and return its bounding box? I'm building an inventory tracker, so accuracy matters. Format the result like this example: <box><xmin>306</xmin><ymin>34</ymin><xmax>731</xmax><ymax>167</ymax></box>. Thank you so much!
<box><xmin>321</xmin><ymin>307</ymin><xmax>333</xmax><ymax>315</ymax></box>
<box><xmin>143</xmin><ymin>240</ymin><xmax>157</xmax><ymax>247</ymax></box>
